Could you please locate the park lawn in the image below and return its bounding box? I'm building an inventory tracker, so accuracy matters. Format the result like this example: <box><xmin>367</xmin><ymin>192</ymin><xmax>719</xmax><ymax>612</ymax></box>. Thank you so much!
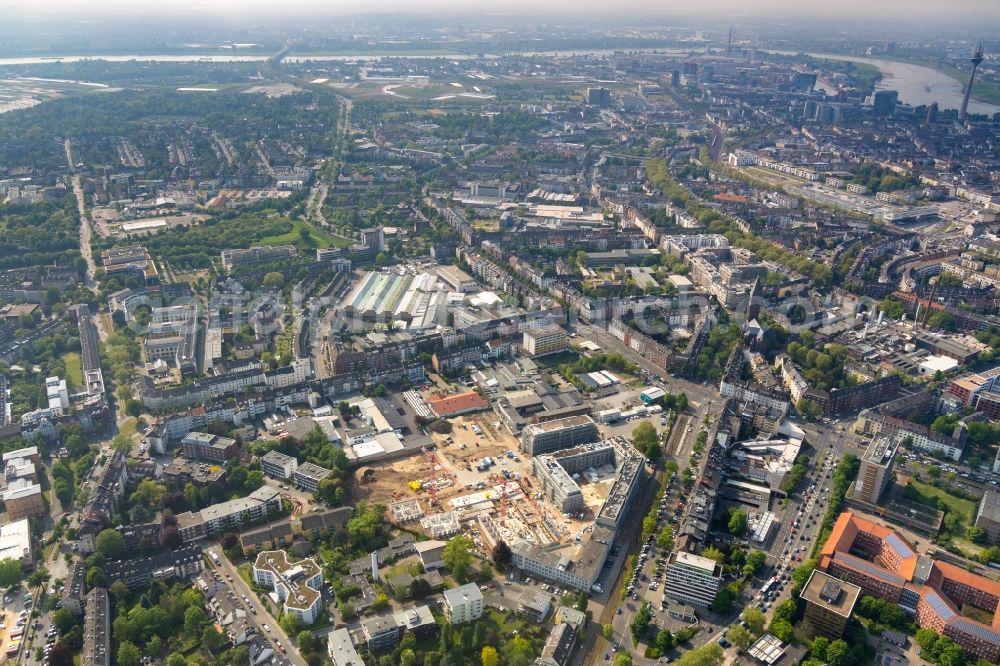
<box><xmin>61</xmin><ymin>352</ymin><xmax>83</xmax><ymax>388</ymax></box>
<box><xmin>259</xmin><ymin>218</ymin><xmax>354</xmax><ymax>250</ymax></box>
<box><xmin>908</xmin><ymin>478</ymin><xmax>977</xmax><ymax>521</ymax></box>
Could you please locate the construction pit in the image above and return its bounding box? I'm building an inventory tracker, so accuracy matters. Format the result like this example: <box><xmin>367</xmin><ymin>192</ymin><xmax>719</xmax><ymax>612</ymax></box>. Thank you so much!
<box><xmin>353</xmin><ymin>412</ymin><xmax>622</xmax><ymax>555</ymax></box>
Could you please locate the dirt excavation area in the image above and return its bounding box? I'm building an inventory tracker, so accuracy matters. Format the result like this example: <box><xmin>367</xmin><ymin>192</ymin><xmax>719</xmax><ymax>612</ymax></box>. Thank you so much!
<box><xmin>349</xmin><ymin>411</ymin><xmax>610</xmax><ymax>552</ymax></box>
<box><xmin>349</xmin><ymin>413</ymin><xmax>523</xmax><ymax>507</ymax></box>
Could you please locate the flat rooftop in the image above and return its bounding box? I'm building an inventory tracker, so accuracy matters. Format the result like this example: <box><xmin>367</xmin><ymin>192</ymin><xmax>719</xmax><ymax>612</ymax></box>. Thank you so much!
<box><xmin>800</xmin><ymin>569</ymin><xmax>861</xmax><ymax>618</ymax></box>
<box><xmin>670</xmin><ymin>550</ymin><xmax>722</xmax><ymax>575</ymax></box>
<box><xmin>525</xmin><ymin>414</ymin><xmax>594</xmax><ymax>433</ymax></box>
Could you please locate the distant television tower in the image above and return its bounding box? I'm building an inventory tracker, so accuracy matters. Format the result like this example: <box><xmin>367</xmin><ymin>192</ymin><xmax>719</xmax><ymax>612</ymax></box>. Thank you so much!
<box><xmin>959</xmin><ymin>42</ymin><xmax>985</xmax><ymax>121</ymax></box>
<box><xmin>727</xmin><ymin>27</ymin><xmax>733</xmax><ymax>54</ymax></box>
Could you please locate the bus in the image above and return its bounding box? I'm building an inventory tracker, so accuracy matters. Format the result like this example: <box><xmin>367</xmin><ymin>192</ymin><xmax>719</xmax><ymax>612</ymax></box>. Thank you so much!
<box><xmin>760</xmin><ymin>577</ymin><xmax>779</xmax><ymax>596</ymax></box>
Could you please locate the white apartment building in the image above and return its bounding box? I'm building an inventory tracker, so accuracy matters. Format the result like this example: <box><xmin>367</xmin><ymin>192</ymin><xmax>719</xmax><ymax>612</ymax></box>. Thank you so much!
<box><xmin>252</xmin><ymin>551</ymin><xmax>324</xmax><ymax>625</ymax></box>
<box><xmin>260</xmin><ymin>451</ymin><xmax>299</xmax><ymax>480</ymax></box>
<box><xmin>443</xmin><ymin>582</ymin><xmax>484</xmax><ymax>624</ymax></box>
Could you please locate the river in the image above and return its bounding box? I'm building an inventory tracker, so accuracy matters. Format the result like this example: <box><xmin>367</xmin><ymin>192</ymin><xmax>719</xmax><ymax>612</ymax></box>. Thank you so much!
<box><xmin>780</xmin><ymin>51</ymin><xmax>999</xmax><ymax>116</ymax></box>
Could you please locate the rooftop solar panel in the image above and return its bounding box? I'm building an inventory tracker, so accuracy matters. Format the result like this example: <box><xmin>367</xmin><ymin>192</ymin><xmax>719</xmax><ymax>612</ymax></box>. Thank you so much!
<box><xmin>949</xmin><ymin>617</ymin><xmax>1000</xmax><ymax>645</ymax></box>
<box><xmin>835</xmin><ymin>553</ymin><xmax>906</xmax><ymax>586</ymax></box>
<box><xmin>885</xmin><ymin>533</ymin><xmax>915</xmax><ymax>559</ymax></box>
<box><xmin>923</xmin><ymin>590</ymin><xmax>957</xmax><ymax>621</ymax></box>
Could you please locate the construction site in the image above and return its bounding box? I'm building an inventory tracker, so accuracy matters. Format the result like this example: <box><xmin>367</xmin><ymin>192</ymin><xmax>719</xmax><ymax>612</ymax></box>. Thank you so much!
<box><xmin>352</xmin><ymin>406</ymin><xmax>648</xmax><ymax>587</ymax></box>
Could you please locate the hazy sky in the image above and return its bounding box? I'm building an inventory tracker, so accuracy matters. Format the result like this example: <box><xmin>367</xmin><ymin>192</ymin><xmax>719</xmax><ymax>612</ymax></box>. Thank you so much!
<box><xmin>6</xmin><ymin>0</ymin><xmax>999</xmax><ymax>20</ymax></box>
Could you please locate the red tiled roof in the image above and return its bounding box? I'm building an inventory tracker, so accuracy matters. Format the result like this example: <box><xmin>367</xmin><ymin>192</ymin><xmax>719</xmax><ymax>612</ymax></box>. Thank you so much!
<box><xmin>426</xmin><ymin>391</ymin><xmax>489</xmax><ymax>417</ymax></box>
<box><xmin>714</xmin><ymin>192</ymin><xmax>749</xmax><ymax>204</ymax></box>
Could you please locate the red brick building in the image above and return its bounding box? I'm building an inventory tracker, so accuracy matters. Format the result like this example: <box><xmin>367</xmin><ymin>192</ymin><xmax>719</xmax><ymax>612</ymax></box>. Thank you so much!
<box><xmin>820</xmin><ymin>512</ymin><xmax>1000</xmax><ymax>663</ymax></box>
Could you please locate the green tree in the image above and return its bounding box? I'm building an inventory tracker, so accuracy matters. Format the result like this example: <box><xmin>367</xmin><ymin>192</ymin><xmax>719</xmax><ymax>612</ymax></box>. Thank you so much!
<box><xmin>297</xmin><ymin>630</ymin><xmax>316</xmax><ymax>652</ymax></box>
<box><xmin>927</xmin><ymin>311</ymin><xmax>956</xmax><ymax>332</ymax></box>
<box><xmin>825</xmin><ymin>640</ymin><xmax>851</xmax><ymax>666</ymax></box>
<box><xmin>128</xmin><ymin>480</ymin><xmax>165</xmax><ymax>517</ymax></box>
<box><xmin>202</xmin><ymin>625</ymin><xmax>225</xmax><ymax>652</ymax></box>
<box><xmin>117</xmin><ymin>641</ymin><xmax>142</xmax><ymax>666</ymax></box>
<box><xmin>109</xmin><ymin>581</ymin><xmax>131</xmax><ymax>605</ymax></box>
<box><xmin>52</xmin><ymin>608</ymin><xmax>78</xmax><ymax>635</ymax></box>
<box><xmin>796</xmin><ymin>398</ymin><xmax>822</xmax><ymax>420</ymax></box>
<box><xmin>769</xmin><ymin>619</ymin><xmax>794</xmax><ymax>643</ymax></box>
<box><xmin>263</xmin><ymin>272</ymin><xmax>285</xmax><ymax>288</ymax></box>
<box><xmin>111</xmin><ymin>433</ymin><xmax>133</xmax><ymax>454</ymax></box>
<box><xmin>506</xmin><ymin>636</ymin><xmax>535</xmax><ymax>666</ymax></box>
<box><xmin>279</xmin><ymin>612</ymin><xmax>302</xmax><ymax>634</ymax></box>
<box><xmin>967</xmin><ymin>526</ymin><xmax>988</xmax><ymax>544</ymax></box>
<box><xmin>183</xmin><ymin>605</ymin><xmax>208</xmax><ymax>636</ymax></box>
<box><xmin>85</xmin><ymin>566</ymin><xmax>106</xmax><ymax>588</ymax></box>
<box><xmin>602</xmin><ymin>623</ymin><xmax>614</xmax><ymax>639</ymax></box>
<box><xmin>674</xmin><ymin>643</ymin><xmax>724</xmax><ymax>666</ymax></box>
<box><xmin>711</xmin><ymin>585</ymin><xmax>737</xmax><ymax>613</ymax></box>
<box><xmin>442</xmin><ymin>535</ymin><xmax>475</xmax><ymax>583</ymax></box>
<box><xmin>95</xmin><ymin>529</ymin><xmax>126</xmax><ymax>560</ymax></box>
<box><xmin>166</xmin><ymin>654</ymin><xmax>186</xmax><ymax>666</ymax></box>
<box><xmin>630</xmin><ymin>601</ymin><xmax>652</xmax><ymax>643</ymax></box>
<box><xmin>614</xmin><ymin>654</ymin><xmax>634</xmax><ymax>666</ymax></box>
<box><xmin>742</xmin><ymin>607</ymin><xmax>766</xmax><ymax>635</ymax></box>
<box><xmin>701</xmin><ymin>546</ymin><xmax>725</xmax><ymax>564</ymax></box>
<box><xmin>810</xmin><ymin>636</ymin><xmax>830</xmax><ymax>661</ymax></box>
<box><xmin>632</xmin><ymin>421</ymin><xmax>661</xmax><ymax>460</ymax></box>
<box><xmin>791</xmin><ymin>559</ymin><xmax>817</xmax><ymax>592</ymax></box>
<box><xmin>743</xmin><ymin>550</ymin><xmax>766</xmax><ymax>577</ymax></box>
<box><xmin>728</xmin><ymin>508</ymin><xmax>748</xmax><ymax>536</ymax></box>
<box><xmin>656</xmin><ymin>525</ymin><xmax>674</xmax><ymax>550</ymax></box>
<box><xmin>0</xmin><ymin>558</ymin><xmax>22</xmax><ymax>587</ymax></box>
<box><xmin>28</xmin><ymin>568</ymin><xmax>52</xmax><ymax>587</ymax></box>
<box><xmin>726</xmin><ymin>624</ymin><xmax>752</xmax><ymax>649</ymax></box>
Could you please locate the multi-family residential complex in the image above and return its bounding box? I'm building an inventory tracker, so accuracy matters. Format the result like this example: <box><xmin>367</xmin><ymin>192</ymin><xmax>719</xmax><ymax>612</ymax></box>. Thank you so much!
<box><xmin>292</xmin><ymin>462</ymin><xmax>333</xmax><ymax>492</ymax></box>
<box><xmin>522</xmin><ymin>324</ymin><xmax>568</xmax><ymax>358</ymax></box>
<box><xmin>175</xmin><ymin>486</ymin><xmax>282</xmax><ymax>542</ymax></box>
<box><xmin>443</xmin><ymin>582</ymin><xmax>484</xmax><ymax>624</ymax></box>
<box><xmin>505</xmin><ymin>437</ymin><xmax>648</xmax><ymax>591</ymax></box>
<box><xmin>180</xmin><ymin>431</ymin><xmax>239</xmax><ymax>463</ymax></box>
<box><xmin>260</xmin><ymin>450</ymin><xmax>299</xmax><ymax>480</ymax></box>
<box><xmin>520</xmin><ymin>415</ymin><xmax>599</xmax><ymax>455</ymax></box>
<box><xmin>252</xmin><ymin>550</ymin><xmax>324</xmax><ymax>624</ymax></box>
<box><xmin>104</xmin><ymin>545</ymin><xmax>204</xmax><ymax>590</ymax></box>
<box><xmin>533</xmin><ymin>454</ymin><xmax>585</xmax><ymax>513</ymax></box>
<box><xmin>82</xmin><ymin>587</ymin><xmax>110</xmax><ymax>666</ymax></box>
<box><xmin>1</xmin><ymin>446</ymin><xmax>44</xmax><ymax>520</ymax></box>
